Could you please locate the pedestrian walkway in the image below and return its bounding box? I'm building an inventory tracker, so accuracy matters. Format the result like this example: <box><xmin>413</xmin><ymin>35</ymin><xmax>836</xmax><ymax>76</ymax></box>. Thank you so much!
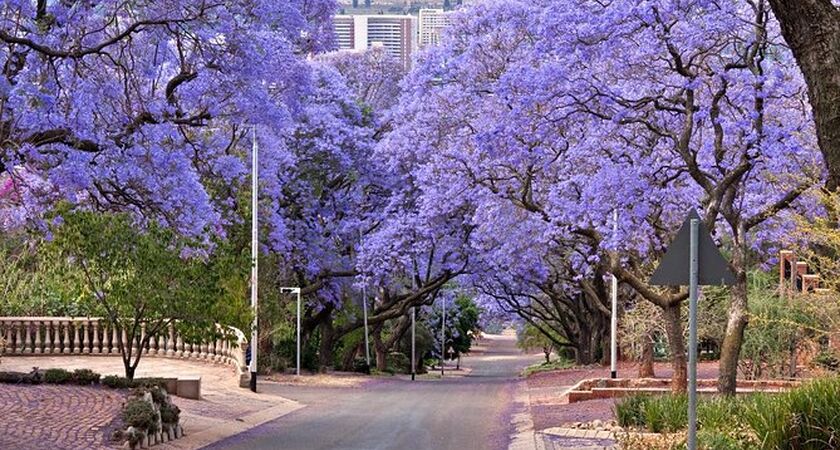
<box><xmin>1</xmin><ymin>356</ymin><xmax>301</xmax><ymax>449</ymax></box>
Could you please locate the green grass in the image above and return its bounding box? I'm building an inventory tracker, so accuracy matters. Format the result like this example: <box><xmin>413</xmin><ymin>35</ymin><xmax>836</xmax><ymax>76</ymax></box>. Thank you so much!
<box><xmin>521</xmin><ymin>357</ymin><xmax>573</xmax><ymax>377</ymax></box>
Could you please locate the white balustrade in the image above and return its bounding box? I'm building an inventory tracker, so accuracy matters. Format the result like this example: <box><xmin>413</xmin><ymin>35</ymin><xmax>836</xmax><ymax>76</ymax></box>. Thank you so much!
<box><xmin>0</xmin><ymin>317</ymin><xmax>248</xmax><ymax>382</ymax></box>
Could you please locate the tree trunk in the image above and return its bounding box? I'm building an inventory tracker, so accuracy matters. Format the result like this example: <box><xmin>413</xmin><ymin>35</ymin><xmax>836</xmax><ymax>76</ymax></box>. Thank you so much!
<box><xmin>639</xmin><ymin>332</ymin><xmax>655</xmax><ymax>378</ymax></box>
<box><xmin>719</xmin><ymin>270</ymin><xmax>749</xmax><ymax>395</ymax></box>
<box><xmin>543</xmin><ymin>347</ymin><xmax>551</xmax><ymax>364</ymax></box>
<box><xmin>372</xmin><ymin>324</ymin><xmax>388</xmax><ymax>371</ymax></box>
<box><xmin>662</xmin><ymin>303</ymin><xmax>687</xmax><ymax>392</ymax></box>
<box><xmin>317</xmin><ymin>320</ymin><xmax>335</xmax><ymax>372</ymax></box>
<box><xmin>768</xmin><ymin>0</ymin><xmax>840</xmax><ymax>190</ymax></box>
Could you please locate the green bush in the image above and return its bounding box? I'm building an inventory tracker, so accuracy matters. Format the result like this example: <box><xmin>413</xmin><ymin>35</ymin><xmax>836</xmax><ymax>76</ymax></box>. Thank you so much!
<box><xmin>121</xmin><ymin>398</ymin><xmax>158</xmax><ymax>434</ymax></box>
<box><xmin>643</xmin><ymin>394</ymin><xmax>687</xmax><ymax>433</ymax></box>
<box><xmin>813</xmin><ymin>350</ymin><xmax>840</xmax><ymax>372</ymax></box>
<box><xmin>386</xmin><ymin>352</ymin><xmax>410</xmax><ymax>374</ymax></box>
<box><xmin>159</xmin><ymin>403</ymin><xmax>180</xmax><ymax>425</ymax></box>
<box><xmin>43</xmin><ymin>368</ymin><xmax>72</xmax><ymax>384</ymax></box>
<box><xmin>746</xmin><ymin>377</ymin><xmax>840</xmax><ymax>450</ymax></box>
<box><xmin>102</xmin><ymin>375</ymin><xmax>135</xmax><ymax>389</ymax></box>
<box><xmin>71</xmin><ymin>368</ymin><xmax>100</xmax><ymax>385</ymax></box>
<box><xmin>614</xmin><ymin>393</ymin><xmax>650</xmax><ymax>428</ymax></box>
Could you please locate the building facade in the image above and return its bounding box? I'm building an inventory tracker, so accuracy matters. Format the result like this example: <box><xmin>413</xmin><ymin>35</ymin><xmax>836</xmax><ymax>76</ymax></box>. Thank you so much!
<box><xmin>333</xmin><ymin>15</ymin><xmax>418</xmax><ymax>69</ymax></box>
<box><xmin>418</xmin><ymin>8</ymin><xmax>453</xmax><ymax>47</ymax></box>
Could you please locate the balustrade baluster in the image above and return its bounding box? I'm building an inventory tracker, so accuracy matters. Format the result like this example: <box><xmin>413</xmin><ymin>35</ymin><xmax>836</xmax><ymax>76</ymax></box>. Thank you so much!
<box><xmin>176</xmin><ymin>336</ymin><xmax>185</xmax><ymax>358</ymax></box>
<box><xmin>72</xmin><ymin>321</ymin><xmax>81</xmax><ymax>353</ymax></box>
<box><xmin>92</xmin><ymin>320</ymin><xmax>100</xmax><ymax>354</ymax></box>
<box><xmin>44</xmin><ymin>321</ymin><xmax>53</xmax><ymax>354</ymax></box>
<box><xmin>82</xmin><ymin>321</ymin><xmax>90</xmax><ymax>354</ymax></box>
<box><xmin>34</xmin><ymin>320</ymin><xmax>43</xmax><ymax>354</ymax></box>
<box><xmin>4</xmin><ymin>323</ymin><xmax>12</xmax><ymax>354</ymax></box>
<box><xmin>22</xmin><ymin>321</ymin><xmax>32</xmax><ymax>354</ymax></box>
<box><xmin>167</xmin><ymin>324</ymin><xmax>176</xmax><ymax>357</ymax></box>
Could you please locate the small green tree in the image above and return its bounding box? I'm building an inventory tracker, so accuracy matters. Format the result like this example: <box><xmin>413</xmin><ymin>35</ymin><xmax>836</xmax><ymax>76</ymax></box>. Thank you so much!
<box><xmin>518</xmin><ymin>323</ymin><xmax>562</xmax><ymax>363</ymax></box>
<box><xmin>45</xmin><ymin>209</ymin><xmax>249</xmax><ymax>379</ymax></box>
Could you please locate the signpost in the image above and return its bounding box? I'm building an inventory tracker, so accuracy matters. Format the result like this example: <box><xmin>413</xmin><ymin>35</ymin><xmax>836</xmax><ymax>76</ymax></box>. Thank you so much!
<box><xmin>650</xmin><ymin>210</ymin><xmax>735</xmax><ymax>450</ymax></box>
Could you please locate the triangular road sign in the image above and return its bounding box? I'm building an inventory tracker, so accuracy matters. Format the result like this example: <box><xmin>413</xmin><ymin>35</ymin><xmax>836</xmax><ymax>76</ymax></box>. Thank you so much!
<box><xmin>649</xmin><ymin>210</ymin><xmax>736</xmax><ymax>286</ymax></box>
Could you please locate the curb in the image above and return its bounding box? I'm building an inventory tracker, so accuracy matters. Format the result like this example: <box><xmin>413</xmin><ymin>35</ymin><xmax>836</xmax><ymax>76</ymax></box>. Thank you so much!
<box><xmin>157</xmin><ymin>398</ymin><xmax>304</xmax><ymax>449</ymax></box>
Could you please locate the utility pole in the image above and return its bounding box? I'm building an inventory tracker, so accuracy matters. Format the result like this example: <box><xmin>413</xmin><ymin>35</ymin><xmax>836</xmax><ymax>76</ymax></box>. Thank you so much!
<box><xmin>360</xmin><ymin>231</ymin><xmax>370</xmax><ymax>367</ymax></box>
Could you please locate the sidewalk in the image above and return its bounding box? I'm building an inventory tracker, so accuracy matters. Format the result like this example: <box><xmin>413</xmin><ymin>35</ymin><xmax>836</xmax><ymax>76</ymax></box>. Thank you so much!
<box><xmin>1</xmin><ymin>356</ymin><xmax>302</xmax><ymax>449</ymax></box>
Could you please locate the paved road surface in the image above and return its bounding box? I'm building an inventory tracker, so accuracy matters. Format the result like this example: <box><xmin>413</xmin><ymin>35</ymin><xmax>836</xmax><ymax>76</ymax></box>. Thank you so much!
<box><xmin>203</xmin><ymin>333</ymin><xmax>541</xmax><ymax>450</ymax></box>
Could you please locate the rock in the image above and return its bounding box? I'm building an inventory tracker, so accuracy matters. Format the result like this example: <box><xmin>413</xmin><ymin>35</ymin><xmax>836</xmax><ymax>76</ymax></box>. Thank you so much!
<box><xmin>592</xmin><ymin>419</ymin><xmax>603</xmax><ymax>429</ymax></box>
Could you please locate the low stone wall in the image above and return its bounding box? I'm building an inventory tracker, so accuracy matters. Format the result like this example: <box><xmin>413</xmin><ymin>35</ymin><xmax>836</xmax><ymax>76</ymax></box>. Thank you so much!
<box><xmin>566</xmin><ymin>377</ymin><xmax>801</xmax><ymax>403</ymax></box>
<box><xmin>0</xmin><ymin>317</ymin><xmax>249</xmax><ymax>387</ymax></box>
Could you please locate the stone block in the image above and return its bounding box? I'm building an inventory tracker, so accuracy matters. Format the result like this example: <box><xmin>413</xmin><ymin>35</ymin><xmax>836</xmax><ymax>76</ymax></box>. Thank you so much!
<box><xmin>176</xmin><ymin>376</ymin><xmax>201</xmax><ymax>399</ymax></box>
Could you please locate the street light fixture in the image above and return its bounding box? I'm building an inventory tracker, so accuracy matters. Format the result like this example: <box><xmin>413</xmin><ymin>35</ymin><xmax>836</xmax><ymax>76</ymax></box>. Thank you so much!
<box><xmin>281</xmin><ymin>287</ymin><xmax>302</xmax><ymax>375</ymax></box>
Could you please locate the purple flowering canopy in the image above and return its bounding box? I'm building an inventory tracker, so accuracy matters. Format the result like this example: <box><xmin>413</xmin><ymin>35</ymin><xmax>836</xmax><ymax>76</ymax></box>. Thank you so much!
<box><xmin>382</xmin><ymin>0</ymin><xmax>825</xmax><ymax>371</ymax></box>
<box><xmin>0</xmin><ymin>0</ymin><xmax>335</xmax><ymax>240</ymax></box>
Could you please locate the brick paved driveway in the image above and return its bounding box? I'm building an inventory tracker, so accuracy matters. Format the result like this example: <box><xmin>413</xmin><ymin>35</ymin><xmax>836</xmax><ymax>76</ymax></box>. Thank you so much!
<box><xmin>0</xmin><ymin>384</ymin><xmax>126</xmax><ymax>449</ymax></box>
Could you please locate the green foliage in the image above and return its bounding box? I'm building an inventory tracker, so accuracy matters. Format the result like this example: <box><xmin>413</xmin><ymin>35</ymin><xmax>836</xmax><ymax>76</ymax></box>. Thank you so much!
<box><xmin>642</xmin><ymin>394</ymin><xmax>688</xmax><ymax>433</ymax></box>
<box><xmin>450</xmin><ymin>295</ymin><xmax>480</xmax><ymax>359</ymax></box>
<box><xmin>518</xmin><ymin>323</ymin><xmax>564</xmax><ymax>363</ymax></box>
<box><xmin>386</xmin><ymin>352</ymin><xmax>410</xmax><ymax>374</ymax></box>
<box><xmin>615</xmin><ymin>378</ymin><xmax>840</xmax><ymax>450</ymax></box>
<box><xmin>71</xmin><ymin>369</ymin><xmax>101</xmax><ymax>385</ymax></box>
<box><xmin>43</xmin><ymin>368</ymin><xmax>72</xmax><ymax>384</ymax></box>
<box><xmin>813</xmin><ymin>350</ymin><xmax>840</xmax><ymax>372</ymax></box>
<box><xmin>43</xmin><ymin>208</ymin><xmax>250</xmax><ymax>379</ymax></box>
<box><xmin>737</xmin><ymin>272</ymin><xmax>818</xmax><ymax>380</ymax></box>
<box><xmin>614</xmin><ymin>393</ymin><xmax>650</xmax><ymax>429</ymax></box>
<box><xmin>121</xmin><ymin>398</ymin><xmax>158</xmax><ymax>434</ymax></box>
<box><xmin>160</xmin><ymin>403</ymin><xmax>180</xmax><ymax>425</ymax></box>
<box><xmin>747</xmin><ymin>378</ymin><xmax>840</xmax><ymax>450</ymax></box>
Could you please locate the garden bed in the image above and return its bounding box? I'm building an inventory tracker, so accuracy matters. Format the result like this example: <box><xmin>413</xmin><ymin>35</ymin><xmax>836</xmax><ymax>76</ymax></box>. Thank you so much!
<box><xmin>566</xmin><ymin>377</ymin><xmax>800</xmax><ymax>403</ymax></box>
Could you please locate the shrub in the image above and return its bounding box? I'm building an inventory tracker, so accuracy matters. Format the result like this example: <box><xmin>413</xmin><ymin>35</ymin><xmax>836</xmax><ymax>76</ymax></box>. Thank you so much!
<box><xmin>102</xmin><ymin>375</ymin><xmax>135</xmax><ymax>389</ymax></box>
<box><xmin>159</xmin><ymin>403</ymin><xmax>180</xmax><ymax>426</ymax></box>
<box><xmin>813</xmin><ymin>350</ymin><xmax>840</xmax><ymax>372</ymax></box>
<box><xmin>747</xmin><ymin>377</ymin><xmax>840</xmax><ymax>450</ymax></box>
<box><xmin>643</xmin><ymin>394</ymin><xmax>687</xmax><ymax>433</ymax></box>
<box><xmin>614</xmin><ymin>393</ymin><xmax>649</xmax><ymax>428</ymax></box>
<box><xmin>43</xmin><ymin>368</ymin><xmax>72</xmax><ymax>384</ymax></box>
<box><xmin>121</xmin><ymin>398</ymin><xmax>158</xmax><ymax>434</ymax></box>
<box><xmin>386</xmin><ymin>352</ymin><xmax>409</xmax><ymax>374</ymax></box>
<box><xmin>71</xmin><ymin>368</ymin><xmax>100</xmax><ymax>385</ymax></box>
<box><xmin>352</xmin><ymin>357</ymin><xmax>370</xmax><ymax>375</ymax></box>
<box><xmin>0</xmin><ymin>371</ymin><xmax>26</xmax><ymax>384</ymax></box>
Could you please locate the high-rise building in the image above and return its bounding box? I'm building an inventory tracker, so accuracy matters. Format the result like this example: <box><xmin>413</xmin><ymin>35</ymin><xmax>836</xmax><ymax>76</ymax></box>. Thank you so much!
<box><xmin>332</xmin><ymin>15</ymin><xmax>418</xmax><ymax>69</ymax></box>
<box><xmin>418</xmin><ymin>8</ymin><xmax>453</xmax><ymax>47</ymax></box>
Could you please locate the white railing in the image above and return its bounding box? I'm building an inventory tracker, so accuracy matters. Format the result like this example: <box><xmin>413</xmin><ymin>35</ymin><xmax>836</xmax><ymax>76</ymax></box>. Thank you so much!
<box><xmin>0</xmin><ymin>317</ymin><xmax>249</xmax><ymax>385</ymax></box>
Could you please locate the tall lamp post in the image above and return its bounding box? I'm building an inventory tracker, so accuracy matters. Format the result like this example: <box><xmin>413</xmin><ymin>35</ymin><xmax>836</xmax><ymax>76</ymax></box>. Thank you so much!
<box><xmin>249</xmin><ymin>127</ymin><xmax>259</xmax><ymax>393</ymax></box>
<box><xmin>610</xmin><ymin>209</ymin><xmax>618</xmax><ymax>379</ymax></box>
<box><xmin>281</xmin><ymin>287</ymin><xmax>302</xmax><ymax>375</ymax></box>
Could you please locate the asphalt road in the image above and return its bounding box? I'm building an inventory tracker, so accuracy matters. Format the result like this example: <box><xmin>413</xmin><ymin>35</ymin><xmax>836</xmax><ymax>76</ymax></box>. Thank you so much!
<box><xmin>203</xmin><ymin>333</ymin><xmax>541</xmax><ymax>450</ymax></box>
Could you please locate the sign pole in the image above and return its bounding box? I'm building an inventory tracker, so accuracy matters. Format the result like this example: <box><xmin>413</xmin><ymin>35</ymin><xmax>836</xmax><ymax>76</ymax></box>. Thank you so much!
<box><xmin>688</xmin><ymin>219</ymin><xmax>699</xmax><ymax>450</ymax></box>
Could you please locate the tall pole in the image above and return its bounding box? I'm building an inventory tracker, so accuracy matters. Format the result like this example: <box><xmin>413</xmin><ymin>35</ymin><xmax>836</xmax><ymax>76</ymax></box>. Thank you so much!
<box><xmin>411</xmin><ymin>276</ymin><xmax>416</xmax><ymax>381</ymax></box>
<box><xmin>249</xmin><ymin>127</ymin><xmax>259</xmax><ymax>393</ymax></box>
<box><xmin>687</xmin><ymin>219</ymin><xmax>700</xmax><ymax>450</ymax></box>
<box><xmin>611</xmin><ymin>209</ymin><xmax>618</xmax><ymax>379</ymax></box>
<box><xmin>360</xmin><ymin>231</ymin><xmax>370</xmax><ymax>367</ymax></box>
<box><xmin>296</xmin><ymin>289</ymin><xmax>301</xmax><ymax>376</ymax></box>
<box><xmin>441</xmin><ymin>296</ymin><xmax>445</xmax><ymax>377</ymax></box>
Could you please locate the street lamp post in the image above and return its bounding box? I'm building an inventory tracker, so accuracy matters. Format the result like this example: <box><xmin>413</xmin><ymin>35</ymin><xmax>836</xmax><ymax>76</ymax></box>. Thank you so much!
<box><xmin>249</xmin><ymin>127</ymin><xmax>259</xmax><ymax>393</ymax></box>
<box><xmin>281</xmin><ymin>287</ymin><xmax>302</xmax><ymax>375</ymax></box>
<box><xmin>611</xmin><ymin>209</ymin><xmax>618</xmax><ymax>379</ymax></box>
<box><xmin>440</xmin><ymin>296</ymin><xmax>445</xmax><ymax>377</ymax></box>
